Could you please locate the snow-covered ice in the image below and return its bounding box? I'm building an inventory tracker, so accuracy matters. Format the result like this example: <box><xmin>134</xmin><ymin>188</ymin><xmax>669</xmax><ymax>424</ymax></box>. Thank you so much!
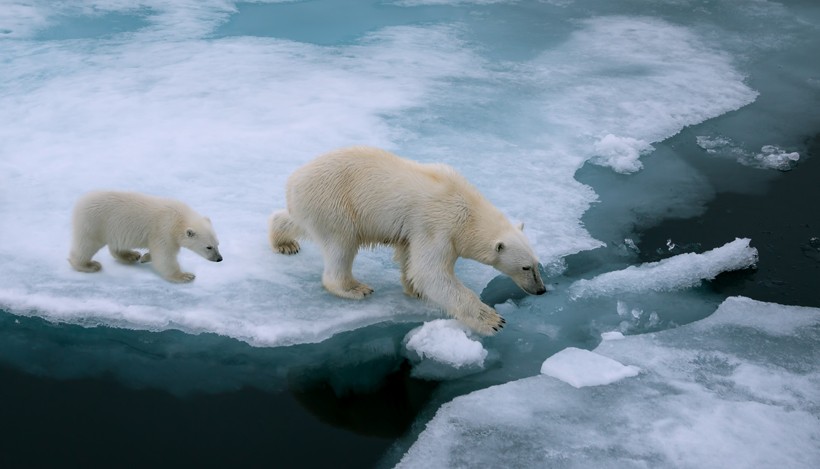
<box><xmin>569</xmin><ymin>238</ymin><xmax>758</xmax><ymax>299</ymax></box>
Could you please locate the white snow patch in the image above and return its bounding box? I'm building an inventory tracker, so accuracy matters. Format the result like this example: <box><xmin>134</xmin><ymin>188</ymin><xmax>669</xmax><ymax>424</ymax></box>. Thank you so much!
<box><xmin>404</xmin><ymin>319</ymin><xmax>487</xmax><ymax>368</ymax></box>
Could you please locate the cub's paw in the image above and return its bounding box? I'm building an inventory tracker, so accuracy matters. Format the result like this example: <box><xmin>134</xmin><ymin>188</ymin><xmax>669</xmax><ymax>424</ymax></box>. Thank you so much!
<box><xmin>114</xmin><ymin>250</ymin><xmax>142</xmax><ymax>264</ymax></box>
<box><xmin>168</xmin><ymin>272</ymin><xmax>196</xmax><ymax>283</ymax></box>
<box><xmin>140</xmin><ymin>252</ymin><xmax>152</xmax><ymax>263</ymax></box>
<box><xmin>276</xmin><ymin>241</ymin><xmax>300</xmax><ymax>255</ymax></box>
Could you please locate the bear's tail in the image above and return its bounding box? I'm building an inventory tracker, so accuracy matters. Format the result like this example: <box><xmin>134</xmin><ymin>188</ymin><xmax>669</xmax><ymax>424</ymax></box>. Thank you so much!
<box><xmin>269</xmin><ymin>209</ymin><xmax>304</xmax><ymax>255</ymax></box>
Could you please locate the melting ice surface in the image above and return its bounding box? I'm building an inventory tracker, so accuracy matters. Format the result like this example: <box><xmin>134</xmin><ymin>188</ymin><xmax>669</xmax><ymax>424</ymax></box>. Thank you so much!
<box><xmin>1</xmin><ymin>0</ymin><xmax>819</xmax><ymax>466</ymax></box>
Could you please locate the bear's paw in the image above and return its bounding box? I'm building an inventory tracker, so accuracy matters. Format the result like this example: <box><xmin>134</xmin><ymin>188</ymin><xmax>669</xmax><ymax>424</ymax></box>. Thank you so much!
<box><xmin>276</xmin><ymin>241</ymin><xmax>300</xmax><ymax>255</ymax></box>
<box><xmin>474</xmin><ymin>303</ymin><xmax>506</xmax><ymax>335</ymax></box>
<box><xmin>168</xmin><ymin>272</ymin><xmax>196</xmax><ymax>283</ymax></box>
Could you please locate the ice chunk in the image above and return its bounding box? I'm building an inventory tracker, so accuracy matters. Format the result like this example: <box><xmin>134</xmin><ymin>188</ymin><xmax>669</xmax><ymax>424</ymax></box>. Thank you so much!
<box><xmin>590</xmin><ymin>134</ymin><xmax>654</xmax><ymax>174</ymax></box>
<box><xmin>753</xmin><ymin>145</ymin><xmax>800</xmax><ymax>171</ymax></box>
<box><xmin>697</xmin><ymin>136</ymin><xmax>800</xmax><ymax>171</ymax></box>
<box><xmin>539</xmin><ymin>347</ymin><xmax>640</xmax><ymax>388</ymax></box>
<box><xmin>397</xmin><ymin>297</ymin><xmax>820</xmax><ymax>468</ymax></box>
<box><xmin>601</xmin><ymin>331</ymin><xmax>625</xmax><ymax>341</ymax></box>
<box><xmin>403</xmin><ymin>320</ymin><xmax>487</xmax><ymax>379</ymax></box>
<box><xmin>569</xmin><ymin>238</ymin><xmax>758</xmax><ymax>299</ymax></box>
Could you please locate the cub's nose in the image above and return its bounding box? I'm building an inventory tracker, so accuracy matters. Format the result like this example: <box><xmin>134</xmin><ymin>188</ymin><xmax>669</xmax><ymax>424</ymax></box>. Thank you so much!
<box><xmin>215</xmin><ymin>255</ymin><xmax>223</xmax><ymax>262</ymax></box>
<box><xmin>535</xmin><ymin>286</ymin><xmax>547</xmax><ymax>295</ymax></box>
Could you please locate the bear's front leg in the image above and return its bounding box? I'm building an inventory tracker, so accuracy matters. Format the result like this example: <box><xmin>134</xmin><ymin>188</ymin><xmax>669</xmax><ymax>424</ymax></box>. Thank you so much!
<box><xmin>394</xmin><ymin>242</ymin><xmax>420</xmax><ymax>298</ymax></box>
<box><xmin>150</xmin><ymin>245</ymin><xmax>195</xmax><ymax>283</ymax></box>
<box><xmin>406</xmin><ymin>240</ymin><xmax>505</xmax><ymax>335</ymax></box>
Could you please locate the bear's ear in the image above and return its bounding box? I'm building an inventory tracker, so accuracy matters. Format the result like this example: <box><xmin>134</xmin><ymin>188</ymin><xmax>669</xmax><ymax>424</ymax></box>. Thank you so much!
<box><xmin>204</xmin><ymin>217</ymin><xmax>212</xmax><ymax>225</ymax></box>
<box><xmin>516</xmin><ymin>222</ymin><xmax>525</xmax><ymax>231</ymax></box>
<box><xmin>186</xmin><ymin>228</ymin><xmax>196</xmax><ymax>238</ymax></box>
<box><xmin>495</xmin><ymin>241</ymin><xmax>505</xmax><ymax>253</ymax></box>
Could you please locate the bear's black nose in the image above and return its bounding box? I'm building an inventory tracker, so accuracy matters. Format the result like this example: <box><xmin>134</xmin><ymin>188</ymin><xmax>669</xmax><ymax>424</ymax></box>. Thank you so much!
<box><xmin>535</xmin><ymin>286</ymin><xmax>547</xmax><ymax>295</ymax></box>
<box><xmin>216</xmin><ymin>255</ymin><xmax>223</xmax><ymax>262</ymax></box>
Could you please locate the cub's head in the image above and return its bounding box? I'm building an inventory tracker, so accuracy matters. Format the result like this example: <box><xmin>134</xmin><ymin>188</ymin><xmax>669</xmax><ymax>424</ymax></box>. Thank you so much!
<box><xmin>181</xmin><ymin>217</ymin><xmax>223</xmax><ymax>262</ymax></box>
<box><xmin>492</xmin><ymin>223</ymin><xmax>546</xmax><ymax>296</ymax></box>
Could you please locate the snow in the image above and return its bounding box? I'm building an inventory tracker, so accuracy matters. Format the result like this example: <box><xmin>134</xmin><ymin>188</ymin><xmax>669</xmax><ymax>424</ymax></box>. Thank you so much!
<box><xmin>540</xmin><ymin>347</ymin><xmax>640</xmax><ymax>388</ymax></box>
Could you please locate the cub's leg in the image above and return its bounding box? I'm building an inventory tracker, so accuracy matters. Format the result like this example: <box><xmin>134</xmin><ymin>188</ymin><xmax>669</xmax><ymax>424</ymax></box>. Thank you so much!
<box><xmin>68</xmin><ymin>237</ymin><xmax>104</xmax><ymax>273</ymax></box>
<box><xmin>269</xmin><ymin>210</ymin><xmax>303</xmax><ymax>255</ymax></box>
<box><xmin>319</xmin><ymin>238</ymin><xmax>373</xmax><ymax>299</ymax></box>
<box><xmin>406</xmin><ymin>238</ymin><xmax>505</xmax><ymax>335</ymax></box>
<box><xmin>149</xmin><ymin>244</ymin><xmax>195</xmax><ymax>283</ymax></box>
<box><xmin>109</xmin><ymin>246</ymin><xmax>142</xmax><ymax>264</ymax></box>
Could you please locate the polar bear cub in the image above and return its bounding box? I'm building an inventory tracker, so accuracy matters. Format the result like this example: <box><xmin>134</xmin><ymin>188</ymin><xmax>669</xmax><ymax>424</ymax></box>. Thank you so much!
<box><xmin>269</xmin><ymin>146</ymin><xmax>546</xmax><ymax>335</ymax></box>
<box><xmin>69</xmin><ymin>191</ymin><xmax>222</xmax><ymax>283</ymax></box>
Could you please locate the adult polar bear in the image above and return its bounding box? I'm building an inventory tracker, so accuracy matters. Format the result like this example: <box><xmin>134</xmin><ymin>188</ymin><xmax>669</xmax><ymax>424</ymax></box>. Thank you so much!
<box><xmin>269</xmin><ymin>146</ymin><xmax>546</xmax><ymax>335</ymax></box>
<box><xmin>69</xmin><ymin>191</ymin><xmax>223</xmax><ymax>283</ymax></box>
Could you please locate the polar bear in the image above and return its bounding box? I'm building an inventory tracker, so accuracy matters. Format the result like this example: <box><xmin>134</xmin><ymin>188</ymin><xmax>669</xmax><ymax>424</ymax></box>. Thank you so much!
<box><xmin>269</xmin><ymin>146</ymin><xmax>546</xmax><ymax>334</ymax></box>
<box><xmin>68</xmin><ymin>191</ymin><xmax>222</xmax><ymax>283</ymax></box>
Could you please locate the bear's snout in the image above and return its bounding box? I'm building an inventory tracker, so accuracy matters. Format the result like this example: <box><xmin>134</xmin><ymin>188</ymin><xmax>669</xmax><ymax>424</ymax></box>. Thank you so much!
<box><xmin>213</xmin><ymin>254</ymin><xmax>223</xmax><ymax>262</ymax></box>
<box><xmin>535</xmin><ymin>286</ymin><xmax>547</xmax><ymax>295</ymax></box>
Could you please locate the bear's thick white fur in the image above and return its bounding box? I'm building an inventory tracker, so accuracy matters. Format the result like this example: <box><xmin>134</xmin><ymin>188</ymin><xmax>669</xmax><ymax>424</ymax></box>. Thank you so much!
<box><xmin>269</xmin><ymin>146</ymin><xmax>546</xmax><ymax>335</ymax></box>
<box><xmin>69</xmin><ymin>191</ymin><xmax>222</xmax><ymax>283</ymax></box>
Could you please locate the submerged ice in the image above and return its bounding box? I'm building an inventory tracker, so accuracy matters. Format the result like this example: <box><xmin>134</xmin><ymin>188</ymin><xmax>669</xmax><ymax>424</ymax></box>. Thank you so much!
<box><xmin>1</xmin><ymin>1</ymin><xmax>819</xmax><ymax>467</ymax></box>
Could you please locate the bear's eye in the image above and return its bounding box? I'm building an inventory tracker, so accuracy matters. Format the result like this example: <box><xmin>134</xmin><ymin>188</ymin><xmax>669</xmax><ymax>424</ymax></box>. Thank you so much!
<box><xmin>522</xmin><ymin>266</ymin><xmax>531</xmax><ymax>271</ymax></box>
<box><xmin>206</xmin><ymin>246</ymin><xmax>213</xmax><ymax>250</ymax></box>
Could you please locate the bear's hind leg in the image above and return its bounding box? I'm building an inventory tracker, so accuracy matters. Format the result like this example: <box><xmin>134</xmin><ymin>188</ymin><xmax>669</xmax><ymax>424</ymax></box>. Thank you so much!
<box><xmin>68</xmin><ymin>238</ymin><xmax>104</xmax><ymax>273</ymax></box>
<box><xmin>269</xmin><ymin>210</ymin><xmax>303</xmax><ymax>255</ymax></box>
<box><xmin>109</xmin><ymin>247</ymin><xmax>142</xmax><ymax>264</ymax></box>
<box><xmin>320</xmin><ymin>240</ymin><xmax>373</xmax><ymax>299</ymax></box>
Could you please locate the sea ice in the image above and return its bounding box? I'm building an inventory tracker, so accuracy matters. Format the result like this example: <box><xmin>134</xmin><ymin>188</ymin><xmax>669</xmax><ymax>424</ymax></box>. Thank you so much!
<box><xmin>569</xmin><ymin>238</ymin><xmax>758</xmax><ymax>299</ymax></box>
<box><xmin>397</xmin><ymin>297</ymin><xmax>820</xmax><ymax>468</ymax></box>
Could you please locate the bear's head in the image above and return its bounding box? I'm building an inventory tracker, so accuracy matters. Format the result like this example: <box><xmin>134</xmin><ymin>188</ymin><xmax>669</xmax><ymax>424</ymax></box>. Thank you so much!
<box><xmin>492</xmin><ymin>224</ymin><xmax>546</xmax><ymax>296</ymax></box>
<box><xmin>181</xmin><ymin>217</ymin><xmax>223</xmax><ymax>262</ymax></box>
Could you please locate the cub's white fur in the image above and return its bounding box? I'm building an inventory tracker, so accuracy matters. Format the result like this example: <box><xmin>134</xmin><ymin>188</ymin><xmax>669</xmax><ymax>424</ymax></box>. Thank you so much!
<box><xmin>69</xmin><ymin>191</ymin><xmax>222</xmax><ymax>283</ymax></box>
<box><xmin>269</xmin><ymin>146</ymin><xmax>546</xmax><ymax>334</ymax></box>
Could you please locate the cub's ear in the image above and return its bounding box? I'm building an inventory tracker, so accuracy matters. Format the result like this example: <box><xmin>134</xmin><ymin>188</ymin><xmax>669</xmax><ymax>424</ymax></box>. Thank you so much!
<box><xmin>516</xmin><ymin>222</ymin><xmax>525</xmax><ymax>231</ymax></box>
<box><xmin>495</xmin><ymin>241</ymin><xmax>505</xmax><ymax>253</ymax></box>
<box><xmin>186</xmin><ymin>228</ymin><xmax>196</xmax><ymax>238</ymax></box>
